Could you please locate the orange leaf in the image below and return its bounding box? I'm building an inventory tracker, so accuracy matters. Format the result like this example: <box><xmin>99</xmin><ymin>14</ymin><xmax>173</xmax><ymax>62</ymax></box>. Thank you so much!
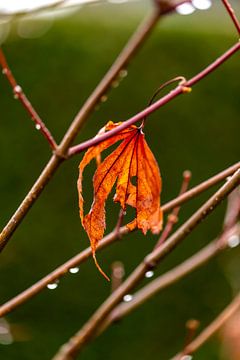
<box><xmin>77</xmin><ymin>121</ymin><xmax>162</xmax><ymax>280</ymax></box>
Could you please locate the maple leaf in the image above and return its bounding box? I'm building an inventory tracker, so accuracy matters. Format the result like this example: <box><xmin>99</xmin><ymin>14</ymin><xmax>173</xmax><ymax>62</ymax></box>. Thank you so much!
<box><xmin>77</xmin><ymin>121</ymin><xmax>163</xmax><ymax>280</ymax></box>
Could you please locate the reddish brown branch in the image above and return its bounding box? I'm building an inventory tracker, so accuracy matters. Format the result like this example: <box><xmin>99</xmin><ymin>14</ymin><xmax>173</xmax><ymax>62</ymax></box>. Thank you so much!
<box><xmin>0</xmin><ymin>163</ymin><xmax>239</xmax><ymax>318</ymax></box>
<box><xmin>155</xmin><ymin>170</ymin><xmax>191</xmax><ymax>248</ymax></box>
<box><xmin>0</xmin><ymin>227</ymin><xmax>129</xmax><ymax>318</ymax></box>
<box><xmin>100</xmin><ymin>224</ymin><xmax>240</xmax><ymax>331</ymax></box>
<box><xmin>171</xmin><ymin>291</ymin><xmax>240</xmax><ymax>359</ymax></box>
<box><xmin>163</xmin><ymin>162</ymin><xmax>240</xmax><ymax>213</ymax></box>
<box><xmin>224</xmin><ymin>188</ymin><xmax>240</xmax><ymax>231</ymax></box>
<box><xmin>52</xmin><ymin>170</ymin><xmax>240</xmax><ymax>360</ymax></box>
<box><xmin>68</xmin><ymin>42</ymin><xmax>240</xmax><ymax>157</ymax></box>
<box><xmin>111</xmin><ymin>261</ymin><xmax>125</xmax><ymax>293</ymax></box>
<box><xmin>0</xmin><ymin>48</ymin><xmax>57</xmax><ymax>150</ymax></box>
<box><xmin>221</xmin><ymin>0</ymin><xmax>240</xmax><ymax>35</ymax></box>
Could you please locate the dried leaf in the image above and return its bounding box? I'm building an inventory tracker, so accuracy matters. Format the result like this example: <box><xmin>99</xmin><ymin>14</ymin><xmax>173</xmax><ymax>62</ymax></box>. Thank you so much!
<box><xmin>78</xmin><ymin>121</ymin><xmax>162</xmax><ymax>279</ymax></box>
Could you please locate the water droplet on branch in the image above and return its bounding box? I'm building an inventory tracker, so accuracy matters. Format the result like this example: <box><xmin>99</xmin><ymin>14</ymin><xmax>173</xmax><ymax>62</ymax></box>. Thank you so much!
<box><xmin>47</xmin><ymin>281</ymin><xmax>59</xmax><ymax>290</ymax></box>
<box><xmin>119</xmin><ymin>69</ymin><xmax>128</xmax><ymax>78</ymax></box>
<box><xmin>192</xmin><ymin>0</ymin><xmax>212</xmax><ymax>10</ymax></box>
<box><xmin>145</xmin><ymin>270</ymin><xmax>154</xmax><ymax>278</ymax></box>
<box><xmin>100</xmin><ymin>95</ymin><xmax>108</xmax><ymax>103</ymax></box>
<box><xmin>69</xmin><ymin>267</ymin><xmax>79</xmax><ymax>274</ymax></box>
<box><xmin>180</xmin><ymin>356</ymin><xmax>193</xmax><ymax>360</ymax></box>
<box><xmin>111</xmin><ymin>80</ymin><xmax>119</xmax><ymax>88</ymax></box>
<box><xmin>123</xmin><ymin>294</ymin><xmax>133</xmax><ymax>302</ymax></box>
<box><xmin>176</xmin><ymin>3</ymin><xmax>195</xmax><ymax>15</ymax></box>
<box><xmin>228</xmin><ymin>234</ymin><xmax>240</xmax><ymax>248</ymax></box>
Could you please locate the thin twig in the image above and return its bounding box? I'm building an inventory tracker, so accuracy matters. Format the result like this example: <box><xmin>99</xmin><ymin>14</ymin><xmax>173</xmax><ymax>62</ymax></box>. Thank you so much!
<box><xmin>224</xmin><ymin>188</ymin><xmax>240</xmax><ymax>231</ymax></box>
<box><xmin>111</xmin><ymin>261</ymin><xmax>125</xmax><ymax>293</ymax></box>
<box><xmin>0</xmin><ymin>227</ymin><xmax>129</xmax><ymax>318</ymax></box>
<box><xmin>162</xmin><ymin>162</ymin><xmax>240</xmax><ymax>213</ymax></box>
<box><xmin>0</xmin><ymin>49</ymin><xmax>57</xmax><ymax>150</ymax></box>
<box><xmin>171</xmin><ymin>291</ymin><xmax>240</xmax><ymax>359</ymax></box>
<box><xmin>100</xmin><ymin>224</ymin><xmax>240</xmax><ymax>331</ymax></box>
<box><xmin>68</xmin><ymin>41</ymin><xmax>240</xmax><ymax>157</ymax></box>
<box><xmin>0</xmin><ymin>7</ymin><xmax>162</xmax><ymax>253</ymax></box>
<box><xmin>0</xmin><ymin>163</ymin><xmax>239</xmax><ymax>317</ymax></box>
<box><xmin>155</xmin><ymin>170</ymin><xmax>191</xmax><ymax>248</ymax></box>
<box><xmin>221</xmin><ymin>0</ymin><xmax>240</xmax><ymax>35</ymax></box>
<box><xmin>184</xmin><ymin>319</ymin><xmax>201</xmax><ymax>350</ymax></box>
<box><xmin>52</xmin><ymin>170</ymin><xmax>240</xmax><ymax>360</ymax></box>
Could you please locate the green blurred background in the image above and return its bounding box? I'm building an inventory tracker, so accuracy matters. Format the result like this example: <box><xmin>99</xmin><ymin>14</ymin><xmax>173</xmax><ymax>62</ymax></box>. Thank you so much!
<box><xmin>0</xmin><ymin>1</ymin><xmax>240</xmax><ymax>359</ymax></box>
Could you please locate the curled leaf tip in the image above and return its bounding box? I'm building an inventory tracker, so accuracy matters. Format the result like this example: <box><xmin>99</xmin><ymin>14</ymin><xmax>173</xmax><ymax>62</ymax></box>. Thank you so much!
<box><xmin>93</xmin><ymin>252</ymin><xmax>110</xmax><ymax>282</ymax></box>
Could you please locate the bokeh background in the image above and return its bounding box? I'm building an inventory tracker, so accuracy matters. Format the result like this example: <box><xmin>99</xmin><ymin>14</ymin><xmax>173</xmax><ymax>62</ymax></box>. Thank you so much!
<box><xmin>0</xmin><ymin>1</ymin><xmax>240</xmax><ymax>359</ymax></box>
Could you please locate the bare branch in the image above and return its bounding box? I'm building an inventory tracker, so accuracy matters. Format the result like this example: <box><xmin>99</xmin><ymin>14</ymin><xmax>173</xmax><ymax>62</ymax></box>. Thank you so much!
<box><xmin>0</xmin><ymin>163</ymin><xmax>238</xmax><ymax>317</ymax></box>
<box><xmin>221</xmin><ymin>0</ymin><xmax>240</xmax><ymax>35</ymax></box>
<box><xmin>155</xmin><ymin>170</ymin><xmax>191</xmax><ymax>248</ymax></box>
<box><xmin>171</xmin><ymin>291</ymin><xmax>240</xmax><ymax>359</ymax></box>
<box><xmin>0</xmin><ymin>164</ymin><xmax>238</xmax><ymax>317</ymax></box>
<box><xmin>111</xmin><ymin>261</ymin><xmax>125</xmax><ymax>293</ymax></box>
<box><xmin>100</xmin><ymin>224</ymin><xmax>240</xmax><ymax>331</ymax></box>
<box><xmin>52</xmin><ymin>170</ymin><xmax>240</xmax><ymax>360</ymax></box>
<box><xmin>68</xmin><ymin>42</ymin><xmax>240</xmax><ymax>157</ymax></box>
<box><xmin>0</xmin><ymin>226</ymin><xmax>129</xmax><ymax>318</ymax></box>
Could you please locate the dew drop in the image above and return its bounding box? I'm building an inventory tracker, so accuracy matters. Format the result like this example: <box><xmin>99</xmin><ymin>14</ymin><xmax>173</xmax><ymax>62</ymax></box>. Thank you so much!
<box><xmin>47</xmin><ymin>281</ymin><xmax>59</xmax><ymax>290</ymax></box>
<box><xmin>35</xmin><ymin>124</ymin><xmax>41</xmax><ymax>130</ymax></box>
<box><xmin>69</xmin><ymin>267</ymin><xmax>79</xmax><ymax>274</ymax></box>
<box><xmin>180</xmin><ymin>356</ymin><xmax>192</xmax><ymax>360</ymax></box>
<box><xmin>111</xmin><ymin>80</ymin><xmax>119</xmax><ymax>88</ymax></box>
<box><xmin>119</xmin><ymin>69</ymin><xmax>128</xmax><ymax>78</ymax></box>
<box><xmin>145</xmin><ymin>270</ymin><xmax>154</xmax><ymax>279</ymax></box>
<box><xmin>100</xmin><ymin>95</ymin><xmax>108</xmax><ymax>103</ymax></box>
<box><xmin>123</xmin><ymin>294</ymin><xmax>133</xmax><ymax>302</ymax></box>
<box><xmin>14</xmin><ymin>85</ymin><xmax>22</xmax><ymax>93</ymax></box>
<box><xmin>108</xmin><ymin>0</ymin><xmax>128</xmax><ymax>3</ymax></box>
<box><xmin>2</xmin><ymin>68</ymin><xmax>7</xmax><ymax>75</ymax></box>
<box><xmin>192</xmin><ymin>0</ymin><xmax>212</xmax><ymax>10</ymax></box>
<box><xmin>228</xmin><ymin>234</ymin><xmax>240</xmax><ymax>248</ymax></box>
<box><xmin>0</xmin><ymin>319</ymin><xmax>13</xmax><ymax>345</ymax></box>
<box><xmin>176</xmin><ymin>3</ymin><xmax>195</xmax><ymax>15</ymax></box>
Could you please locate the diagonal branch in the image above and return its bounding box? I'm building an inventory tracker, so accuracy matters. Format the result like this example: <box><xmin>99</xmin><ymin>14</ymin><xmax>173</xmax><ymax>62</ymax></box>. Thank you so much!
<box><xmin>155</xmin><ymin>170</ymin><xmax>191</xmax><ymax>248</ymax></box>
<box><xmin>221</xmin><ymin>0</ymin><xmax>240</xmax><ymax>35</ymax></box>
<box><xmin>68</xmin><ymin>41</ymin><xmax>240</xmax><ymax>156</ymax></box>
<box><xmin>52</xmin><ymin>170</ymin><xmax>240</xmax><ymax>360</ymax></box>
<box><xmin>0</xmin><ymin>162</ymin><xmax>239</xmax><ymax>318</ymax></box>
<box><xmin>99</xmin><ymin>224</ymin><xmax>240</xmax><ymax>332</ymax></box>
<box><xmin>0</xmin><ymin>48</ymin><xmax>57</xmax><ymax>150</ymax></box>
